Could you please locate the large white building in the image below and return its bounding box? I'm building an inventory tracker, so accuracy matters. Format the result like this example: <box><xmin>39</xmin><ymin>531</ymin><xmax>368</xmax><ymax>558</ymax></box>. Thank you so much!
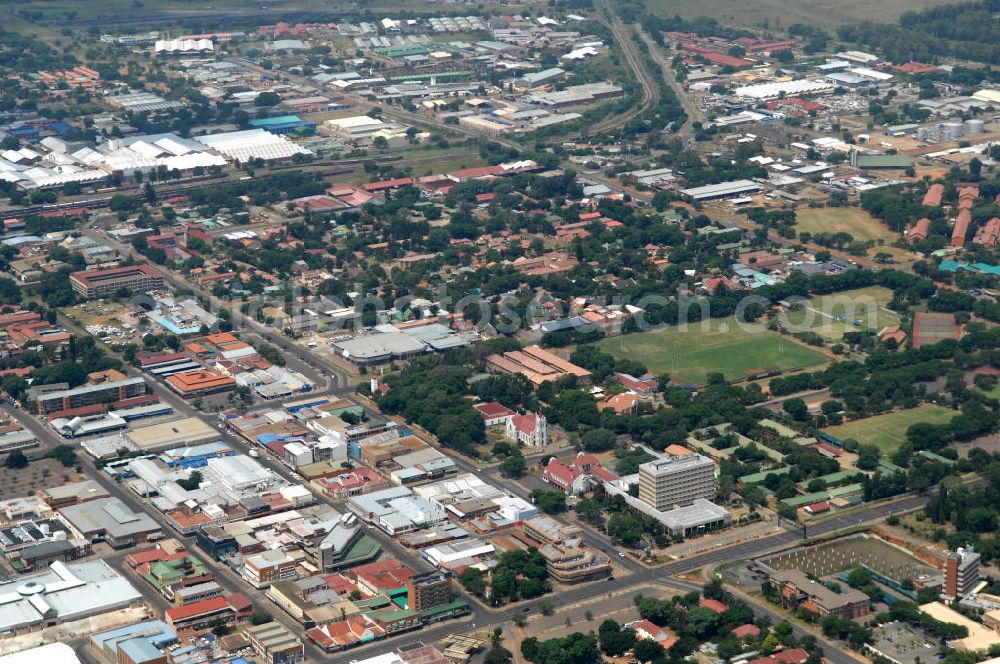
<box><xmin>638</xmin><ymin>454</ymin><xmax>717</xmax><ymax>511</ymax></box>
<box><xmin>0</xmin><ymin>560</ymin><xmax>142</xmax><ymax>634</ymax></box>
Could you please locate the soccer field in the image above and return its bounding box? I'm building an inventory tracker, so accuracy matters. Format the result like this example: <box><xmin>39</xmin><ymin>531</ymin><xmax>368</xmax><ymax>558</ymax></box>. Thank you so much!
<box><xmin>594</xmin><ymin>317</ymin><xmax>828</xmax><ymax>386</ymax></box>
<box><xmin>823</xmin><ymin>404</ymin><xmax>956</xmax><ymax>453</ymax></box>
<box><xmin>781</xmin><ymin>286</ymin><xmax>900</xmax><ymax>340</ymax></box>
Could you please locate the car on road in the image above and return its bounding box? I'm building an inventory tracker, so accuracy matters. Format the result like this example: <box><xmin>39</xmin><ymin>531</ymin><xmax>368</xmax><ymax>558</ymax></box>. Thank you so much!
<box><xmin>290</xmin><ymin>472</ymin><xmax>303</xmax><ymax>481</ymax></box>
<box><xmin>248</xmin><ymin>449</ymin><xmax>260</xmax><ymax>458</ymax></box>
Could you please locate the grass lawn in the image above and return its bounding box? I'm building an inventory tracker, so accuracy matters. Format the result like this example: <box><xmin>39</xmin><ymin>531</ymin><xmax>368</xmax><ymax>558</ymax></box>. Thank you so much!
<box><xmin>796</xmin><ymin>207</ymin><xmax>900</xmax><ymax>244</ymax></box>
<box><xmin>781</xmin><ymin>286</ymin><xmax>901</xmax><ymax>340</ymax></box>
<box><xmin>644</xmin><ymin>0</ymin><xmax>957</xmax><ymax>28</ymax></box>
<box><xmin>593</xmin><ymin>317</ymin><xmax>828</xmax><ymax>386</ymax></box>
<box><xmin>823</xmin><ymin>404</ymin><xmax>956</xmax><ymax>453</ymax></box>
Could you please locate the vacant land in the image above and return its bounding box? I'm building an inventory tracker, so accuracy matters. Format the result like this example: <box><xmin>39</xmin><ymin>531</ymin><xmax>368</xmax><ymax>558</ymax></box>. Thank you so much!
<box><xmin>823</xmin><ymin>403</ymin><xmax>956</xmax><ymax>453</ymax></box>
<box><xmin>594</xmin><ymin>317</ymin><xmax>827</xmax><ymax>385</ymax></box>
<box><xmin>644</xmin><ymin>0</ymin><xmax>959</xmax><ymax>28</ymax></box>
<box><xmin>796</xmin><ymin>207</ymin><xmax>900</xmax><ymax>243</ymax></box>
<box><xmin>782</xmin><ymin>286</ymin><xmax>900</xmax><ymax>340</ymax></box>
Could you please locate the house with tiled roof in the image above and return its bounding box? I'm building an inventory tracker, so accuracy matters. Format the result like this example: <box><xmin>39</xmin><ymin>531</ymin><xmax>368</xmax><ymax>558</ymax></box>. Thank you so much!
<box><xmin>627</xmin><ymin>619</ymin><xmax>678</xmax><ymax>648</ymax></box>
<box><xmin>542</xmin><ymin>452</ymin><xmax>618</xmax><ymax>494</ymax></box>
<box><xmin>732</xmin><ymin>623</ymin><xmax>761</xmax><ymax>640</ymax></box>
<box><xmin>699</xmin><ymin>597</ymin><xmax>728</xmax><ymax>613</ymax></box>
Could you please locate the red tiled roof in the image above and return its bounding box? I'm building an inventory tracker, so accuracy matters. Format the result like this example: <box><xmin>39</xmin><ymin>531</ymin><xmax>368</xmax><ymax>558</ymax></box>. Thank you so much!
<box><xmin>699</xmin><ymin>598</ymin><xmax>728</xmax><ymax>613</ymax></box>
<box><xmin>474</xmin><ymin>402</ymin><xmax>516</xmax><ymax>419</ymax></box>
<box><xmin>166</xmin><ymin>596</ymin><xmax>231</xmax><ymax>622</ymax></box>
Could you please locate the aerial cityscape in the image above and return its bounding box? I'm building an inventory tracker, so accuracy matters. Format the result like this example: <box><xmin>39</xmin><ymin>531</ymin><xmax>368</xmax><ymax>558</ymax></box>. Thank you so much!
<box><xmin>0</xmin><ymin>0</ymin><xmax>997</xmax><ymax>663</ymax></box>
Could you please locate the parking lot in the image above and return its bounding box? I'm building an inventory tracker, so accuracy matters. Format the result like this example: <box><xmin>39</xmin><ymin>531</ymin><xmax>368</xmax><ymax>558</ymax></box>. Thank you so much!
<box><xmin>869</xmin><ymin>621</ymin><xmax>939</xmax><ymax>664</ymax></box>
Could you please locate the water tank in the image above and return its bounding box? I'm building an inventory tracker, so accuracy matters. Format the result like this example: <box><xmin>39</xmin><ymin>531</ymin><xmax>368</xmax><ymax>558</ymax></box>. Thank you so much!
<box><xmin>966</xmin><ymin>119</ymin><xmax>985</xmax><ymax>134</ymax></box>
<box><xmin>941</xmin><ymin>122</ymin><xmax>964</xmax><ymax>140</ymax></box>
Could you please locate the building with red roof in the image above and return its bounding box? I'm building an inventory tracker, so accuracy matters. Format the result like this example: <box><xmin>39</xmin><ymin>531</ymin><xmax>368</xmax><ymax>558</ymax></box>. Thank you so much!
<box><xmin>908</xmin><ymin>217</ymin><xmax>931</xmax><ymax>243</ymax></box>
<box><xmin>804</xmin><ymin>500</ymin><xmax>830</xmax><ymax>515</ymax></box>
<box><xmin>922</xmin><ymin>183</ymin><xmax>944</xmax><ymax>207</ymax></box>
<box><xmin>543</xmin><ymin>452</ymin><xmax>618</xmax><ymax>494</ymax></box>
<box><xmin>70</xmin><ymin>264</ymin><xmax>165</xmax><ymax>299</ymax></box>
<box><xmin>165</xmin><ymin>593</ymin><xmax>250</xmax><ymax>630</ymax></box>
<box><xmin>363</xmin><ymin>177</ymin><xmax>414</xmax><ymax>192</ymax></box>
<box><xmin>314</xmin><ymin>467</ymin><xmax>391</xmax><ymax>498</ymax></box>
<box><xmin>699</xmin><ymin>598</ymin><xmax>728</xmax><ymax>613</ymax></box>
<box><xmin>506</xmin><ymin>411</ymin><xmax>549</xmax><ymax>447</ymax></box>
<box><xmin>953</xmin><ymin>210</ymin><xmax>972</xmax><ymax>248</ymax></box>
<box><xmin>627</xmin><ymin>619</ymin><xmax>678</xmax><ymax>648</ymax></box>
<box><xmin>473</xmin><ymin>402</ymin><xmax>516</xmax><ymax>427</ymax></box>
<box><xmin>749</xmin><ymin>649</ymin><xmax>810</xmax><ymax>664</ymax></box>
<box><xmin>973</xmin><ymin>217</ymin><xmax>1000</xmax><ymax>249</ymax></box>
<box><xmin>732</xmin><ymin>623</ymin><xmax>761</xmax><ymax>639</ymax></box>
<box><xmin>617</xmin><ymin>372</ymin><xmax>659</xmax><ymax>394</ymax></box>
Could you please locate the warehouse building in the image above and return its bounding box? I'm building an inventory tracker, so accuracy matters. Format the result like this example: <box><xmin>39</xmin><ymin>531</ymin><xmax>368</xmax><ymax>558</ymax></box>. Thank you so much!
<box><xmin>681</xmin><ymin>179</ymin><xmax>763</xmax><ymax>201</ymax></box>
<box><xmin>70</xmin><ymin>264</ymin><xmax>165</xmax><ymax>298</ymax></box>
<box><xmin>59</xmin><ymin>497</ymin><xmax>162</xmax><ymax>547</ymax></box>
<box><xmin>0</xmin><ymin>560</ymin><xmax>143</xmax><ymax>635</ymax></box>
<box><xmin>195</xmin><ymin>129</ymin><xmax>311</xmax><ymax>163</ymax></box>
<box><xmin>126</xmin><ymin>417</ymin><xmax>220</xmax><ymax>452</ymax></box>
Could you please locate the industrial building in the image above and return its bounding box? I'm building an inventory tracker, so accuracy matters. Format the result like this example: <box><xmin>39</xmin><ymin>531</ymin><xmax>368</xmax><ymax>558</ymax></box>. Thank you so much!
<box><xmin>70</xmin><ymin>264</ymin><xmax>165</xmax><ymax>298</ymax></box>
<box><xmin>733</xmin><ymin>79</ymin><xmax>834</xmax><ymax>100</ymax></box>
<box><xmin>681</xmin><ymin>180</ymin><xmax>763</xmax><ymax>201</ymax></box>
<box><xmin>0</xmin><ymin>560</ymin><xmax>143</xmax><ymax>634</ymax></box>
<box><xmin>194</xmin><ymin>129</ymin><xmax>311</xmax><ymax>163</ymax></box>
<box><xmin>58</xmin><ymin>497</ymin><xmax>162</xmax><ymax>547</ymax></box>
<box><xmin>125</xmin><ymin>417</ymin><xmax>220</xmax><ymax>452</ymax></box>
<box><xmin>638</xmin><ymin>454</ymin><xmax>717</xmax><ymax>511</ymax></box>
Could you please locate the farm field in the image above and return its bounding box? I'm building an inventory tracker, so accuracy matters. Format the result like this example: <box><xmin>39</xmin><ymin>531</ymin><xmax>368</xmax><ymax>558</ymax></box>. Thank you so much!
<box><xmin>781</xmin><ymin>286</ymin><xmax>900</xmax><ymax>340</ymax></box>
<box><xmin>644</xmin><ymin>0</ymin><xmax>958</xmax><ymax>28</ymax></box>
<box><xmin>823</xmin><ymin>403</ymin><xmax>956</xmax><ymax>453</ymax></box>
<box><xmin>594</xmin><ymin>316</ymin><xmax>828</xmax><ymax>386</ymax></box>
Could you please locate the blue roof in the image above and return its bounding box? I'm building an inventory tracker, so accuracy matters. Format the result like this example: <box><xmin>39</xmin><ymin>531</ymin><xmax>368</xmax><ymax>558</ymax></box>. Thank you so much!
<box><xmin>119</xmin><ymin>637</ymin><xmax>165</xmax><ymax>664</ymax></box>
<box><xmin>91</xmin><ymin>620</ymin><xmax>177</xmax><ymax>653</ymax></box>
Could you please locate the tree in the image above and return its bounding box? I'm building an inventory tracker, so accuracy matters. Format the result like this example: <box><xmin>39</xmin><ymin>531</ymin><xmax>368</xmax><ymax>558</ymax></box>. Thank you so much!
<box><xmin>373</xmin><ymin>135</ymin><xmax>389</xmax><ymax>149</ymax></box>
<box><xmin>783</xmin><ymin>398</ymin><xmax>809</xmax><ymax>421</ymax></box>
<box><xmin>607</xmin><ymin>513</ymin><xmax>643</xmax><ymax>546</ymax></box>
<box><xmin>255</xmin><ymin>91</ymin><xmax>280</xmax><ymax>106</ymax></box>
<box><xmin>531</xmin><ymin>489</ymin><xmax>567</xmax><ymax>513</ymax></box>
<box><xmin>485</xmin><ymin>647</ymin><xmax>513</xmax><ymax>664</ymax></box>
<box><xmin>500</xmin><ymin>450</ymin><xmax>526</xmax><ymax>478</ymax></box>
<box><xmin>634</xmin><ymin>639</ymin><xmax>666</xmax><ymax>663</ymax></box>
<box><xmin>5</xmin><ymin>450</ymin><xmax>28</xmax><ymax>469</ymax></box>
<box><xmin>250</xmin><ymin>611</ymin><xmax>273</xmax><ymax>625</ymax></box>
<box><xmin>599</xmin><ymin>619</ymin><xmax>637</xmax><ymax>656</ymax></box>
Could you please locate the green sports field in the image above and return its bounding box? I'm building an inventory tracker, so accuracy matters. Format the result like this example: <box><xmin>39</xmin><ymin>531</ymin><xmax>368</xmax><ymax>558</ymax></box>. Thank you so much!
<box><xmin>781</xmin><ymin>286</ymin><xmax>900</xmax><ymax>341</ymax></box>
<box><xmin>823</xmin><ymin>403</ymin><xmax>956</xmax><ymax>453</ymax></box>
<box><xmin>594</xmin><ymin>316</ymin><xmax>828</xmax><ymax>386</ymax></box>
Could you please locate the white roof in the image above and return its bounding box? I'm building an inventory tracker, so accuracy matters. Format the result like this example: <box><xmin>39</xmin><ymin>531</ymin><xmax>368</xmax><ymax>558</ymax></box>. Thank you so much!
<box><xmin>326</xmin><ymin>115</ymin><xmax>385</xmax><ymax>129</ymax></box>
<box><xmin>194</xmin><ymin>129</ymin><xmax>310</xmax><ymax>162</ymax></box>
<box><xmin>0</xmin><ymin>643</ymin><xmax>81</xmax><ymax>664</ymax></box>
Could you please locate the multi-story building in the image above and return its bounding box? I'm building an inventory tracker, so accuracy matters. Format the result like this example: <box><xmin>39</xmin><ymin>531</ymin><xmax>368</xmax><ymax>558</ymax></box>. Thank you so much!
<box><xmin>246</xmin><ymin>622</ymin><xmax>305</xmax><ymax>664</ymax></box>
<box><xmin>243</xmin><ymin>549</ymin><xmax>298</xmax><ymax>589</ymax></box>
<box><xmin>26</xmin><ymin>375</ymin><xmax>148</xmax><ymax>415</ymax></box>
<box><xmin>638</xmin><ymin>454</ymin><xmax>717</xmax><ymax>510</ymax></box>
<box><xmin>771</xmin><ymin>569</ymin><xmax>870</xmax><ymax>619</ymax></box>
<box><xmin>406</xmin><ymin>571</ymin><xmax>453</xmax><ymax>611</ymax></box>
<box><xmin>70</xmin><ymin>264</ymin><xmax>165</xmax><ymax>298</ymax></box>
<box><xmin>946</xmin><ymin>547</ymin><xmax>981</xmax><ymax>598</ymax></box>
